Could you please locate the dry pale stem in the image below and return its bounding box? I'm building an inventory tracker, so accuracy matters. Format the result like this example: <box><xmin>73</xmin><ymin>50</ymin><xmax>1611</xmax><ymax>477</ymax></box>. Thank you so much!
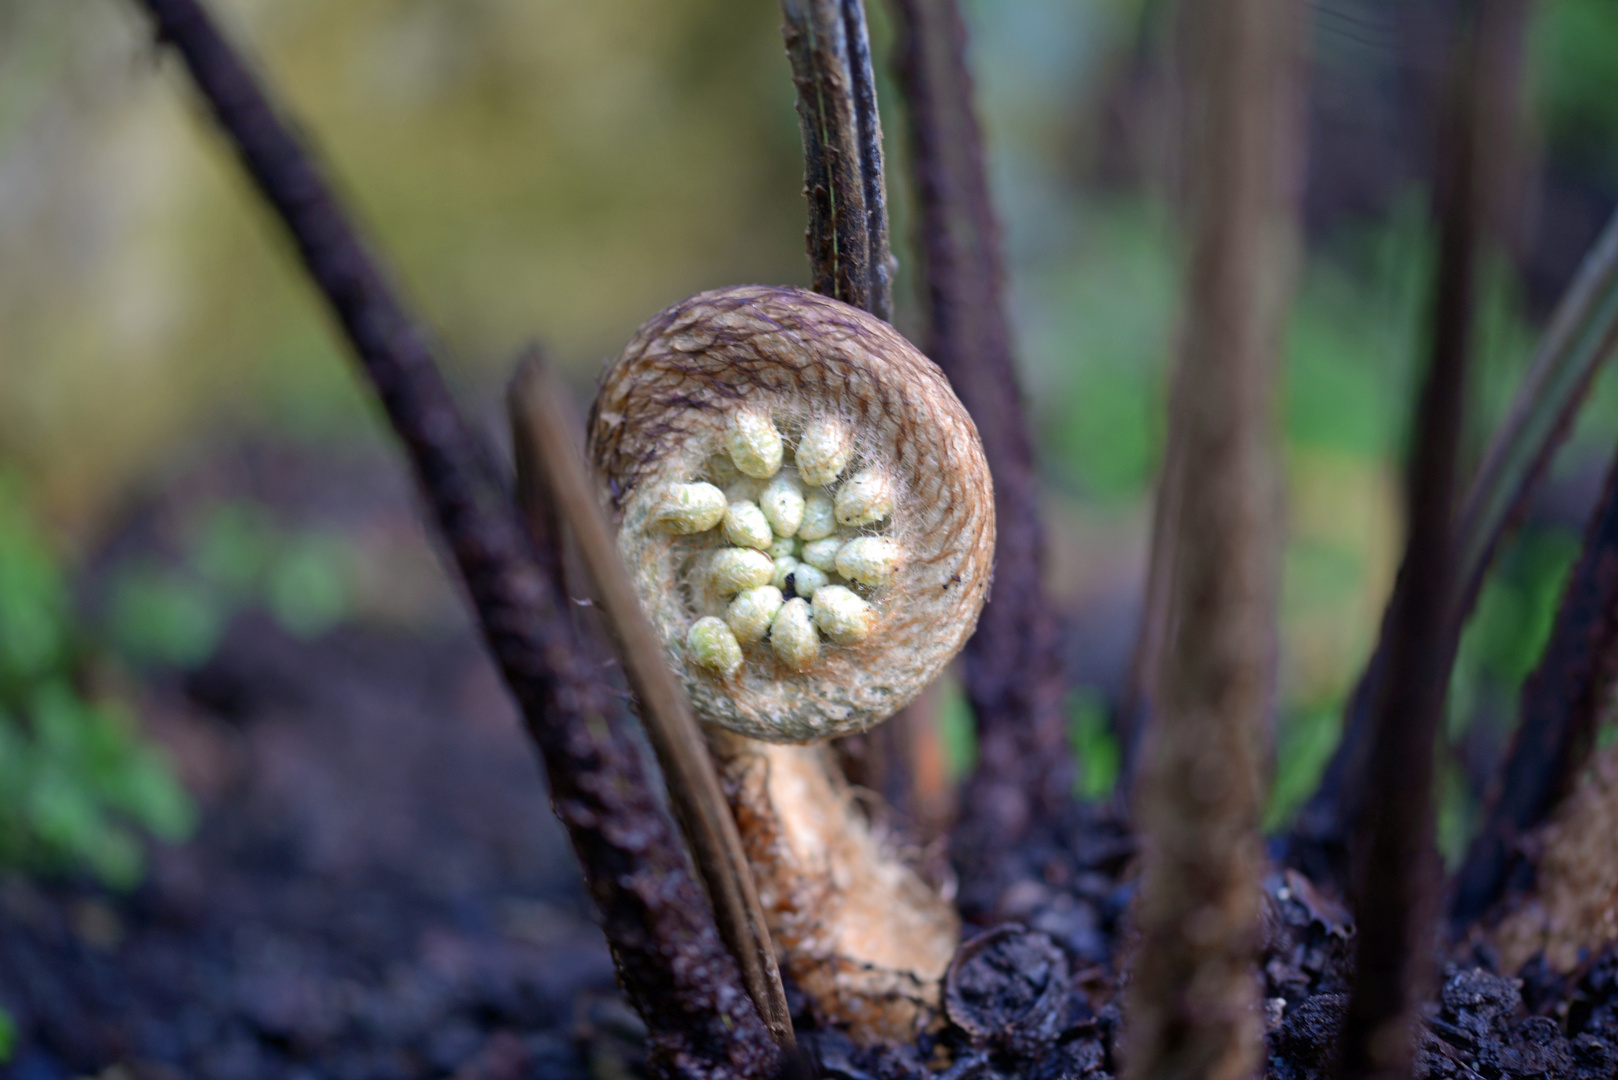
<box><xmin>710</xmin><ymin>730</ymin><xmax>959</xmax><ymax>1043</ymax></box>
<box><xmin>1492</xmin><ymin>745</ymin><xmax>1618</xmax><ymax>975</ymax></box>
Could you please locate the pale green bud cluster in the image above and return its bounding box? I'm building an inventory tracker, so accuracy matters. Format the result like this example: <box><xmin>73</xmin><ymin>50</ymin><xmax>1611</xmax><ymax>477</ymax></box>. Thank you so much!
<box><xmin>650</xmin><ymin>482</ymin><xmax>728</xmax><ymax>534</ymax></box>
<box><xmin>798</xmin><ymin>491</ymin><xmax>838</xmax><ymax>541</ymax></box>
<box><xmin>796</xmin><ymin>417</ymin><xmax>853</xmax><ymax>487</ymax></box>
<box><xmin>834</xmin><ymin>536</ymin><xmax>902</xmax><ymax>587</ymax></box>
<box><xmin>660</xmin><ymin>409</ymin><xmax>905</xmax><ymax>679</ymax></box>
<box><xmin>687</xmin><ymin>616</ymin><xmax>744</xmax><ymax>677</ymax></box>
<box><xmin>811</xmin><ymin>585</ymin><xmax>876</xmax><ymax>644</ymax></box>
<box><xmin>709</xmin><ymin>547</ymin><xmax>774</xmax><ymax>594</ymax></box>
<box><xmin>760</xmin><ymin>475</ymin><xmax>806</xmax><ymax>537</ymax></box>
<box><xmin>787</xmin><ymin>563</ymin><xmax>830</xmax><ymax>598</ymax></box>
<box><xmin>770</xmin><ymin>597</ymin><xmax>820</xmax><ymax>670</ymax></box>
<box><xmin>727</xmin><ymin>585</ymin><xmax>784</xmax><ymax>645</ymax></box>
<box><xmin>723</xmin><ymin>500</ymin><xmax>775</xmax><ymax>550</ymax></box>
<box><xmin>800</xmin><ymin>538</ymin><xmax>842</xmax><ymax>572</ymax></box>
<box><xmin>834</xmin><ymin>469</ymin><xmax>894</xmax><ymax>528</ymax></box>
<box><xmin>727</xmin><ymin>410</ymin><xmax>785</xmax><ymax>479</ymax></box>
<box><xmin>771</xmin><ymin>555</ymin><xmax>799</xmax><ymax>591</ymax></box>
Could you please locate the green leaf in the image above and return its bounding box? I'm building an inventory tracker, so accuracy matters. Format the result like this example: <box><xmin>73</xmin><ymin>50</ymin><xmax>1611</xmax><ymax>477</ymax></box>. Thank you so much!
<box><xmin>106</xmin><ymin>566</ymin><xmax>222</xmax><ymax>667</ymax></box>
<box><xmin>189</xmin><ymin>502</ymin><xmax>276</xmax><ymax>599</ymax></box>
<box><xmin>266</xmin><ymin>532</ymin><xmax>352</xmax><ymax>639</ymax></box>
<box><xmin>0</xmin><ymin>1005</ymin><xmax>16</xmax><ymax>1062</ymax></box>
<box><xmin>1067</xmin><ymin>688</ymin><xmax>1120</xmax><ymax>802</ymax></box>
<box><xmin>937</xmin><ymin>682</ymin><xmax>977</xmax><ymax>779</ymax></box>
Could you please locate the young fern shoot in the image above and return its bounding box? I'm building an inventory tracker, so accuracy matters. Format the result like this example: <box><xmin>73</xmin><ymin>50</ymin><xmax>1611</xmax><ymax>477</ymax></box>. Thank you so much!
<box><xmin>589</xmin><ymin>284</ymin><xmax>995</xmax><ymax>1041</ymax></box>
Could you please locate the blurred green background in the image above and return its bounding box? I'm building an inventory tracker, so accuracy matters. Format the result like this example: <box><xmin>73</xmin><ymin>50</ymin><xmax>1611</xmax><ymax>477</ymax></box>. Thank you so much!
<box><xmin>6</xmin><ymin>0</ymin><xmax>1618</xmax><ymax>889</ymax></box>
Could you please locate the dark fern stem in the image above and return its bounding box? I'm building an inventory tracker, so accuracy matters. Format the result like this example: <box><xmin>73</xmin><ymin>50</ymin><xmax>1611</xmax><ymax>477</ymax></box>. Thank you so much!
<box><xmin>1289</xmin><ymin>0</ymin><xmax>1529</xmax><ymax>902</ymax></box>
<box><xmin>1452</xmin><ymin>445</ymin><xmax>1618</xmax><ymax>927</ymax></box>
<box><xmin>129</xmin><ymin>2</ymin><xmax>778</xmax><ymax>1076</ymax></box>
<box><xmin>1336</xmin><ymin>3</ymin><xmax>1525</xmax><ymax>1075</ymax></box>
<box><xmin>779</xmin><ymin>0</ymin><xmax>893</xmax><ymax>321</ymax></box>
<box><xmin>888</xmin><ymin>0</ymin><xmax>1073</xmax><ymax>906</ymax></box>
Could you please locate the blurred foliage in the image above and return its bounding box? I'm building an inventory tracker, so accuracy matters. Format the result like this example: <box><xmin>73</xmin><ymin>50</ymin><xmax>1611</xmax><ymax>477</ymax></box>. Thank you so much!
<box><xmin>106</xmin><ymin>501</ymin><xmax>358</xmax><ymax>667</ymax></box>
<box><xmin>0</xmin><ymin>472</ymin><xmax>195</xmax><ymax>888</ymax></box>
<box><xmin>0</xmin><ymin>0</ymin><xmax>806</xmax><ymax>528</ymax></box>
<box><xmin>937</xmin><ymin>679</ymin><xmax>977</xmax><ymax>780</ymax></box>
<box><xmin>1068</xmin><ymin>689</ymin><xmax>1121</xmax><ymax>802</ymax></box>
<box><xmin>968</xmin><ymin>0</ymin><xmax>1618</xmax><ymax>836</ymax></box>
<box><xmin>1534</xmin><ymin>0</ymin><xmax>1618</xmax><ymax>184</ymax></box>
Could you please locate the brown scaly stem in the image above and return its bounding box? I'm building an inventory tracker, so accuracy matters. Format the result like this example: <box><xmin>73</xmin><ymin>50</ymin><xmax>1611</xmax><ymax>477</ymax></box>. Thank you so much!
<box><xmin>888</xmin><ymin>0</ymin><xmax>1073</xmax><ymax>887</ymax></box>
<box><xmin>128</xmin><ymin>1</ymin><xmax>778</xmax><ymax>1075</ymax></box>
<box><xmin>1336</xmin><ymin>4</ymin><xmax>1523</xmax><ymax>1075</ymax></box>
<box><xmin>779</xmin><ymin>0</ymin><xmax>893</xmax><ymax>321</ymax></box>
<box><xmin>1293</xmin><ymin>0</ymin><xmax>1530</xmax><ymax>895</ymax></box>
<box><xmin>1122</xmin><ymin>0</ymin><xmax>1300</xmax><ymax>1076</ymax></box>
<box><xmin>1452</xmin><ymin>446</ymin><xmax>1618</xmax><ymax>927</ymax></box>
<box><xmin>781</xmin><ymin>0</ymin><xmax>919</xmax><ymax>805</ymax></box>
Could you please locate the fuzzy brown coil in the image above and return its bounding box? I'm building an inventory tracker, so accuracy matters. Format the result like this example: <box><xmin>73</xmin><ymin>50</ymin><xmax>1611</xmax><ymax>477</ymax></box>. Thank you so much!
<box><xmin>588</xmin><ymin>285</ymin><xmax>995</xmax><ymax>742</ymax></box>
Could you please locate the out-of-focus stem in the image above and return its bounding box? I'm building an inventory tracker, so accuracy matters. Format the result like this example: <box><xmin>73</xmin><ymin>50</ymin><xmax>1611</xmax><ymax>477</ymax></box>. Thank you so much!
<box><xmin>1337</xmin><ymin>4</ymin><xmax>1524</xmax><ymax>1077</ymax></box>
<box><xmin>1453</xmin><ymin>446</ymin><xmax>1618</xmax><ymax>927</ymax></box>
<box><xmin>1123</xmin><ymin>1</ymin><xmax>1300</xmax><ymax>1078</ymax></box>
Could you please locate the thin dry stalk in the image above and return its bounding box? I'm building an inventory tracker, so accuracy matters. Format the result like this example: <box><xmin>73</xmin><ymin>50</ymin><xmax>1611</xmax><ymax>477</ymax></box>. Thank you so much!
<box><xmin>1336</xmin><ymin>4</ymin><xmax>1525</xmax><ymax>1076</ymax></box>
<box><xmin>1454</xmin><ymin>207</ymin><xmax>1618</xmax><ymax>618</ymax></box>
<box><xmin>888</xmin><ymin>0</ymin><xmax>1072</xmax><ymax>875</ymax></box>
<box><xmin>1123</xmin><ymin>1</ymin><xmax>1300</xmax><ymax>1077</ymax></box>
<box><xmin>128</xmin><ymin>1</ymin><xmax>778</xmax><ymax>1074</ymax></box>
<box><xmin>509</xmin><ymin>357</ymin><xmax>793</xmax><ymax>1047</ymax></box>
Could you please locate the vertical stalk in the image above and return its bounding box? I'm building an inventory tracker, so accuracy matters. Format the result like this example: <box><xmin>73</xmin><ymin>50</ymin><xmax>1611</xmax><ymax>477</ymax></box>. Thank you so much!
<box><xmin>1293</xmin><ymin>0</ymin><xmax>1530</xmax><ymax>895</ymax></box>
<box><xmin>888</xmin><ymin>0</ymin><xmax>1072</xmax><ymax>891</ymax></box>
<box><xmin>509</xmin><ymin>358</ymin><xmax>793</xmax><ymax>1047</ymax></box>
<box><xmin>1123</xmin><ymin>1</ymin><xmax>1300</xmax><ymax>1077</ymax></box>
<box><xmin>779</xmin><ymin>0</ymin><xmax>893</xmax><ymax>320</ymax></box>
<box><xmin>1452</xmin><ymin>447</ymin><xmax>1618</xmax><ymax>926</ymax></box>
<box><xmin>1336</xmin><ymin>3</ymin><xmax>1523</xmax><ymax>1076</ymax></box>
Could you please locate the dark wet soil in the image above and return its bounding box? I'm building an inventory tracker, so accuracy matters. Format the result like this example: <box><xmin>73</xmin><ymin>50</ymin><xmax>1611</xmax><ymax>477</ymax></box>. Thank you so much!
<box><xmin>1</xmin><ymin>613</ymin><xmax>633</xmax><ymax>1079</ymax></box>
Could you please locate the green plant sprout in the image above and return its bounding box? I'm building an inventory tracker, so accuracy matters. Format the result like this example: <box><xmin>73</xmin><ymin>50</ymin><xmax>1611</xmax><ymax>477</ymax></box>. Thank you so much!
<box><xmin>0</xmin><ymin>470</ymin><xmax>195</xmax><ymax>888</ymax></box>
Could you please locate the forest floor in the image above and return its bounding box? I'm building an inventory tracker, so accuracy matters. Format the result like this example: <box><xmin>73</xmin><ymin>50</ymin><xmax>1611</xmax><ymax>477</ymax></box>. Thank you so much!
<box><xmin>5</xmin><ymin>443</ymin><xmax>1618</xmax><ymax>1079</ymax></box>
<box><xmin>0</xmin><ymin>608</ymin><xmax>632</xmax><ymax>1079</ymax></box>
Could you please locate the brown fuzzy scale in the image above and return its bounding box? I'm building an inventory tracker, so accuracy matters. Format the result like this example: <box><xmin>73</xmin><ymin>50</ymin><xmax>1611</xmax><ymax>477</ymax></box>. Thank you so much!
<box><xmin>589</xmin><ymin>285</ymin><xmax>995</xmax><ymax>743</ymax></box>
